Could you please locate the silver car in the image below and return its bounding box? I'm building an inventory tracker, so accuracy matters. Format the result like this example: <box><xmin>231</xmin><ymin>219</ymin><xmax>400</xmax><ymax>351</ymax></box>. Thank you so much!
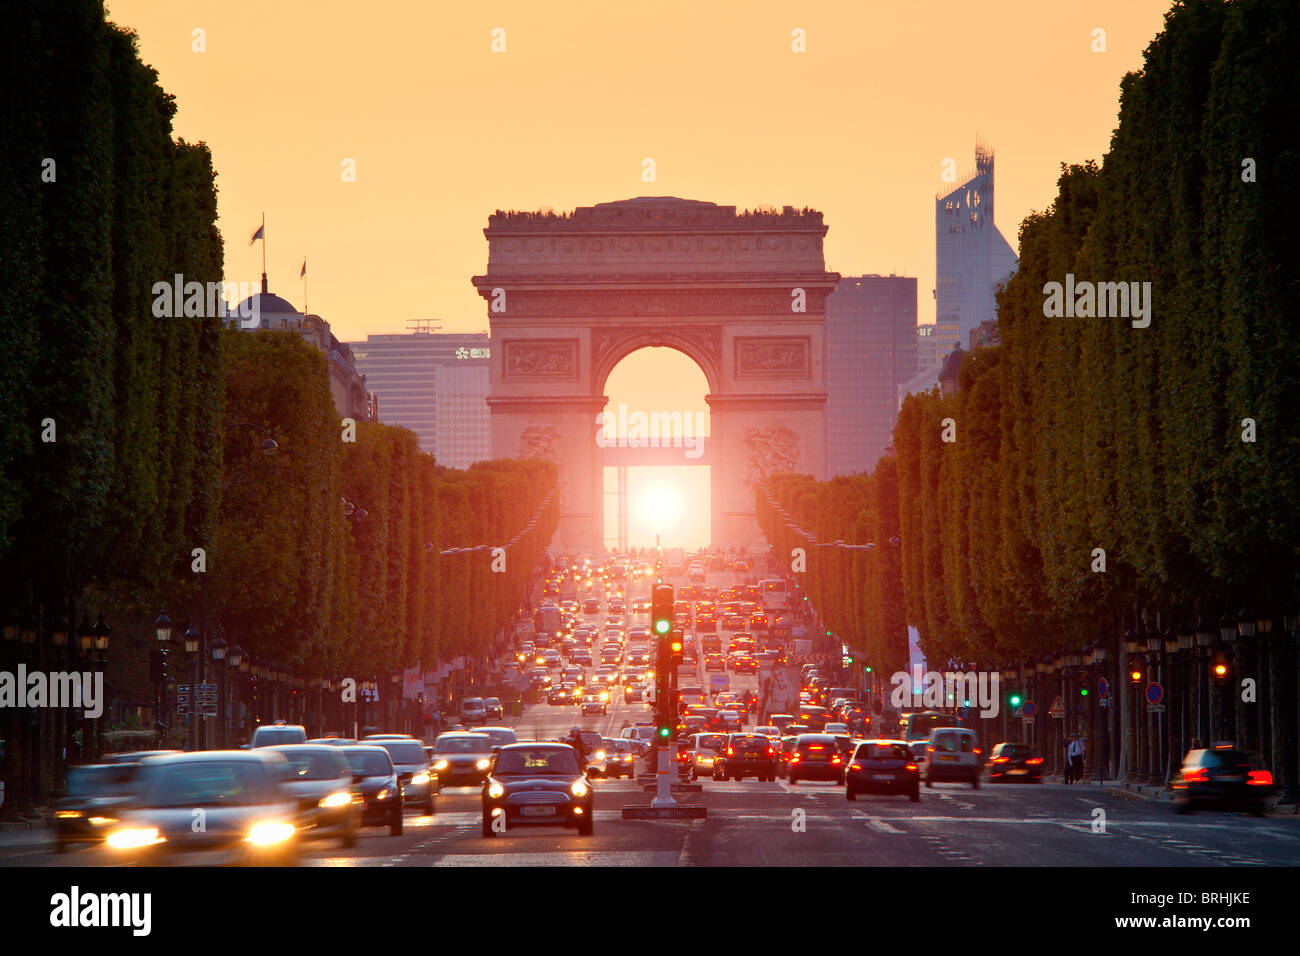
<box><xmin>98</xmin><ymin>750</ymin><xmax>300</xmax><ymax>865</ymax></box>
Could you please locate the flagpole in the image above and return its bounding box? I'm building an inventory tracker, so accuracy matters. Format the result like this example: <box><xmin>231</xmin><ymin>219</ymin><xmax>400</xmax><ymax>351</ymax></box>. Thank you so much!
<box><xmin>302</xmin><ymin>257</ymin><xmax>308</xmax><ymax>315</ymax></box>
<box><xmin>261</xmin><ymin>212</ymin><xmax>266</xmax><ymax>283</ymax></box>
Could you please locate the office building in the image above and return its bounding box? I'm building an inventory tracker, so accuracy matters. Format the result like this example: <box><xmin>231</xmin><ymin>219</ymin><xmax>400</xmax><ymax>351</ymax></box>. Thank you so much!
<box><xmin>824</xmin><ymin>275</ymin><xmax>918</xmax><ymax>476</ymax></box>
<box><xmin>348</xmin><ymin>327</ymin><xmax>491</xmax><ymax>468</ymax></box>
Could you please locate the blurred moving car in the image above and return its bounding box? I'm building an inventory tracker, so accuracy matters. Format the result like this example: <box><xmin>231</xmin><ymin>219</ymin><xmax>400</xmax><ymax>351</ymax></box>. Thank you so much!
<box><xmin>787</xmin><ymin>734</ymin><xmax>845</xmax><ymax>786</ymax></box>
<box><xmin>582</xmin><ymin>688</ymin><xmax>610</xmax><ymax>715</ymax></box>
<box><xmin>54</xmin><ymin>763</ymin><xmax>139</xmax><ymax>853</ymax></box>
<box><xmin>1172</xmin><ymin>745</ymin><xmax>1274</xmax><ymax>815</ymax></box>
<box><xmin>250</xmin><ymin>722</ymin><xmax>307</xmax><ymax>748</ymax></box>
<box><xmin>266</xmin><ymin>744</ymin><xmax>361</xmax><ymax>846</ymax></box>
<box><xmin>985</xmin><ymin>742</ymin><xmax>1044</xmax><ymax>783</ymax></box>
<box><xmin>924</xmin><ymin>728</ymin><xmax>981</xmax><ymax>789</ymax></box>
<box><xmin>482</xmin><ymin>743</ymin><xmax>594</xmax><ymax>837</ymax></box>
<box><xmin>429</xmin><ymin>732</ymin><xmax>494</xmax><ymax>786</ymax></box>
<box><xmin>845</xmin><ymin>741</ymin><xmax>920</xmax><ymax>802</ymax></box>
<box><xmin>460</xmin><ymin>698</ymin><xmax>488</xmax><ymax>724</ymax></box>
<box><xmin>713</xmin><ymin>733</ymin><xmax>778</xmax><ymax>782</ymax></box>
<box><xmin>100</xmin><ymin>750</ymin><xmax>300</xmax><ymax>865</ymax></box>
<box><xmin>468</xmin><ymin>727</ymin><xmax>518</xmax><ymax>751</ymax></box>
<box><xmin>341</xmin><ymin>745</ymin><xmax>404</xmax><ymax>835</ymax></box>
<box><xmin>367</xmin><ymin>737</ymin><xmax>437</xmax><ymax>813</ymax></box>
<box><xmin>483</xmin><ymin>698</ymin><xmax>505</xmax><ymax>720</ymax></box>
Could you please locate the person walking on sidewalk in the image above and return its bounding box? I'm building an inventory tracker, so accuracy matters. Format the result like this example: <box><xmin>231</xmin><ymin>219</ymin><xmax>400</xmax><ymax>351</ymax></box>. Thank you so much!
<box><xmin>1069</xmin><ymin>734</ymin><xmax>1085</xmax><ymax>783</ymax></box>
<box><xmin>1064</xmin><ymin>735</ymin><xmax>1076</xmax><ymax>784</ymax></box>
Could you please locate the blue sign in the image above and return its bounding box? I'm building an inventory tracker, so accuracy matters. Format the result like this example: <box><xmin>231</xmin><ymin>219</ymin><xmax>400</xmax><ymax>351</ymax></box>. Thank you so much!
<box><xmin>1098</xmin><ymin>677</ymin><xmax>1110</xmax><ymax>699</ymax></box>
<box><xmin>1021</xmin><ymin>700</ymin><xmax>1037</xmax><ymax>718</ymax></box>
<box><xmin>1146</xmin><ymin>681</ymin><xmax>1163</xmax><ymax>705</ymax></box>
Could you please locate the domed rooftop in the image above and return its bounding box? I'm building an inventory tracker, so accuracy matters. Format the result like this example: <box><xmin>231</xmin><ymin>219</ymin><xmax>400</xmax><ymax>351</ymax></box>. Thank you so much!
<box><xmin>235</xmin><ymin>291</ymin><xmax>298</xmax><ymax>315</ymax></box>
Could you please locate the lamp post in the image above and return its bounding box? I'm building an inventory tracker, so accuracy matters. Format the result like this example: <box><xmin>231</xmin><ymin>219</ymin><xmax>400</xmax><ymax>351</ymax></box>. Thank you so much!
<box><xmin>1146</xmin><ymin>629</ymin><xmax>1164</xmax><ymax>787</ymax></box>
<box><xmin>210</xmin><ymin>634</ymin><xmax>227</xmax><ymax>749</ymax></box>
<box><xmin>1123</xmin><ymin>628</ymin><xmax>1140</xmax><ymax>781</ymax></box>
<box><xmin>1218</xmin><ymin>612</ymin><xmax>1237</xmax><ymax>743</ymax></box>
<box><xmin>1235</xmin><ymin>608</ymin><xmax>1255</xmax><ymax>753</ymax></box>
<box><xmin>1093</xmin><ymin>636</ymin><xmax>1110</xmax><ymax>782</ymax></box>
<box><xmin>1195</xmin><ymin>614</ymin><xmax>1214</xmax><ymax>746</ymax></box>
<box><xmin>227</xmin><ymin>643</ymin><xmax>244</xmax><ymax>746</ymax></box>
<box><xmin>1284</xmin><ymin>602</ymin><xmax>1300</xmax><ymax>806</ymax></box>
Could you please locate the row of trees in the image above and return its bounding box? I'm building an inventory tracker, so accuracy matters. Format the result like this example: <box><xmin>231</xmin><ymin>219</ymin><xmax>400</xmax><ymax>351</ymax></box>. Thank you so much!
<box><xmin>217</xmin><ymin>330</ymin><xmax>559</xmax><ymax>682</ymax></box>
<box><xmin>0</xmin><ymin>1</ymin><xmax>559</xmax><ymax>686</ymax></box>
<box><xmin>759</xmin><ymin>0</ymin><xmax>1299</xmax><ymax>668</ymax></box>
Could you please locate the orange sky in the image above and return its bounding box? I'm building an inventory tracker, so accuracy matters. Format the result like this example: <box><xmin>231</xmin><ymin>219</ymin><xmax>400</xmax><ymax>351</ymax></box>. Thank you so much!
<box><xmin>109</xmin><ymin>0</ymin><xmax>1173</xmax><ymax>348</ymax></box>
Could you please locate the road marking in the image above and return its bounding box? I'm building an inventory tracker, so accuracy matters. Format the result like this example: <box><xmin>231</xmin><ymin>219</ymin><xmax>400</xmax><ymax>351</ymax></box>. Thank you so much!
<box><xmin>430</xmin><ymin>851</ymin><xmax>680</xmax><ymax>867</ymax></box>
<box><xmin>859</xmin><ymin>816</ymin><xmax>904</xmax><ymax>834</ymax></box>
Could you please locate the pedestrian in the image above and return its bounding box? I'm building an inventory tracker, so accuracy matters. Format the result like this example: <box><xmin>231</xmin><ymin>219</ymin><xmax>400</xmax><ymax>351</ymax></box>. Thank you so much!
<box><xmin>1064</xmin><ymin>735</ymin><xmax>1075</xmax><ymax>784</ymax></box>
<box><xmin>1070</xmin><ymin>734</ymin><xmax>1085</xmax><ymax>782</ymax></box>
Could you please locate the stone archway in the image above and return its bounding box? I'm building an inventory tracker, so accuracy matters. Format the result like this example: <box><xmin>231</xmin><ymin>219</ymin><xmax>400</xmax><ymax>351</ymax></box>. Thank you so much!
<box><xmin>472</xmin><ymin>197</ymin><xmax>838</xmax><ymax>551</ymax></box>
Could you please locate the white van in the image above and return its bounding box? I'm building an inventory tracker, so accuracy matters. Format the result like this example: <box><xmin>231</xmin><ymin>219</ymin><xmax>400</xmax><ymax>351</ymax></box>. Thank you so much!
<box><xmin>924</xmin><ymin>727</ymin><xmax>981</xmax><ymax>788</ymax></box>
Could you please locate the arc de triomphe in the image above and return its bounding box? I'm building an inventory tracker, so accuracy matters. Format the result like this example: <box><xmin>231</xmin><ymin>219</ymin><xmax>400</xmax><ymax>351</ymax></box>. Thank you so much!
<box><xmin>472</xmin><ymin>197</ymin><xmax>838</xmax><ymax>551</ymax></box>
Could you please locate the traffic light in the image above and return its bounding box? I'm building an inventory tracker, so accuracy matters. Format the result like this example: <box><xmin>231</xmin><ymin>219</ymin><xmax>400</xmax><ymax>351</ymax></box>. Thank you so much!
<box><xmin>668</xmin><ymin>628</ymin><xmax>684</xmax><ymax>664</ymax></box>
<box><xmin>1079</xmin><ymin>681</ymin><xmax>1088</xmax><ymax>697</ymax></box>
<box><xmin>651</xmin><ymin>583</ymin><xmax>674</xmax><ymax>636</ymax></box>
<box><xmin>1213</xmin><ymin>657</ymin><xmax>1228</xmax><ymax>680</ymax></box>
<box><xmin>1009</xmin><ymin>693</ymin><xmax>1022</xmax><ymax>707</ymax></box>
<box><xmin>1129</xmin><ymin>667</ymin><xmax>1143</xmax><ymax>683</ymax></box>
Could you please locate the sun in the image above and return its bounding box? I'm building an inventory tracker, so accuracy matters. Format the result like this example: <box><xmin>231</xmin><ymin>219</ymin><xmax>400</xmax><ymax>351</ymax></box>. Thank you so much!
<box><xmin>637</xmin><ymin>483</ymin><xmax>683</xmax><ymax>530</ymax></box>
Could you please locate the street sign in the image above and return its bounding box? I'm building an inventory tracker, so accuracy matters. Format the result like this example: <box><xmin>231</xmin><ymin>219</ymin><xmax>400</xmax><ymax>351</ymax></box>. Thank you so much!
<box><xmin>1022</xmin><ymin>717</ymin><xmax>1035</xmax><ymax>726</ymax></box>
<box><xmin>1146</xmin><ymin>681</ymin><xmax>1163</xmax><ymax>705</ymax></box>
<box><xmin>1099</xmin><ymin>698</ymin><xmax>1109</xmax><ymax>708</ymax></box>
<box><xmin>1048</xmin><ymin>695</ymin><xmax>1065</xmax><ymax>717</ymax></box>
<box><xmin>1147</xmin><ymin>703</ymin><xmax>1166</xmax><ymax>713</ymax></box>
<box><xmin>1021</xmin><ymin>700</ymin><xmax>1038</xmax><ymax>718</ymax></box>
<box><xmin>1098</xmin><ymin>677</ymin><xmax>1110</xmax><ymax>698</ymax></box>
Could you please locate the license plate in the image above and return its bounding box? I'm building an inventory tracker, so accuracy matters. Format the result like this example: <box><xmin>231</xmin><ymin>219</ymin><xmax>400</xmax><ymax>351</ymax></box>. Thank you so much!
<box><xmin>521</xmin><ymin>806</ymin><xmax>556</xmax><ymax>817</ymax></box>
<box><xmin>872</xmin><ymin>774</ymin><xmax>895</xmax><ymax>782</ymax></box>
<box><xmin>938</xmin><ymin>754</ymin><xmax>955</xmax><ymax>762</ymax></box>
<box><xmin>1219</xmin><ymin>775</ymin><xmax>1243</xmax><ymax>783</ymax></box>
<box><xmin>1009</xmin><ymin>769</ymin><xmax>1027</xmax><ymax>775</ymax></box>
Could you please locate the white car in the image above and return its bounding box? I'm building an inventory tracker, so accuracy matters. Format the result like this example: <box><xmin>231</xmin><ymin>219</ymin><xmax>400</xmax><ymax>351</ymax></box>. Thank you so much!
<box><xmin>460</xmin><ymin>698</ymin><xmax>487</xmax><ymax>723</ymax></box>
<box><xmin>823</xmin><ymin>722</ymin><xmax>850</xmax><ymax>735</ymax></box>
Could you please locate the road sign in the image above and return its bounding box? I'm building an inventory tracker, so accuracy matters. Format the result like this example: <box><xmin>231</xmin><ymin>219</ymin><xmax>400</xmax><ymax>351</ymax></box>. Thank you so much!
<box><xmin>1099</xmin><ymin>698</ymin><xmax>1109</xmax><ymax>708</ymax></box>
<box><xmin>1048</xmin><ymin>695</ymin><xmax>1065</xmax><ymax>717</ymax></box>
<box><xmin>1021</xmin><ymin>700</ymin><xmax>1037</xmax><ymax>718</ymax></box>
<box><xmin>1022</xmin><ymin>717</ymin><xmax>1035</xmax><ymax>726</ymax></box>
<box><xmin>1098</xmin><ymin>677</ymin><xmax>1110</xmax><ymax>698</ymax></box>
<box><xmin>1147</xmin><ymin>703</ymin><xmax>1166</xmax><ymax>713</ymax></box>
<box><xmin>1146</xmin><ymin>681</ymin><xmax>1163</xmax><ymax>705</ymax></box>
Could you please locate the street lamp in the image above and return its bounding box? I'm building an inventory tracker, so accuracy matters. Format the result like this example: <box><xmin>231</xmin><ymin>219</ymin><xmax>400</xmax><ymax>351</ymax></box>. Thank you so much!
<box><xmin>154</xmin><ymin>610</ymin><xmax>173</xmax><ymax>644</ymax></box>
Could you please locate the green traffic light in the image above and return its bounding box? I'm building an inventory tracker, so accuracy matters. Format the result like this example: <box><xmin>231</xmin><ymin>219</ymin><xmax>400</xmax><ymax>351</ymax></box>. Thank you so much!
<box><xmin>658</xmin><ymin>726</ymin><xmax>669</xmax><ymax>737</ymax></box>
<box><xmin>1080</xmin><ymin>688</ymin><xmax>1088</xmax><ymax>696</ymax></box>
<box><xmin>655</xmin><ymin>620</ymin><xmax>670</xmax><ymax>634</ymax></box>
<box><xmin>1010</xmin><ymin>695</ymin><xmax>1022</xmax><ymax>706</ymax></box>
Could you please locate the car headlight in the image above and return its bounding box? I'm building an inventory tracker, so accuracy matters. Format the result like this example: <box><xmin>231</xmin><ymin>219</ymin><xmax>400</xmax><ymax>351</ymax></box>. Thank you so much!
<box><xmin>595</xmin><ymin>751</ymin><xmax>606</xmax><ymax>761</ymax></box>
<box><xmin>571</xmin><ymin>780</ymin><xmax>589</xmax><ymax>798</ymax></box>
<box><xmin>476</xmin><ymin>759</ymin><xmax>490</xmax><ymax>770</ymax></box>
<box><xmin>319</xmin><ymin>791</ymin><xmax>352</xmax><ymax>809</ymax></box>
<box><xmin>246</xmin><ymin>821</ymin><xmax>295</xmax><ymax>846</ymax></box>
<box><xmin>434</xmin><ymin>759</ymin><xmax>449</xmax><ymax>771</ymax></box>
<box><xmin>88</xmin><ymin>816</ymin><xmax>118</xmax><ymax>827</ymax></box>
<box><xmin>106</xmin><ymin>827</ymin><xmax>164</xmax><ymax>850</ymax></box>
<box><xmin>600</xmin><ymin>691</ymin><xmax>609</xmax><ymax>701</ymax></box>
<box><xmin>410</xmin><ymin>771</ymin><xmax>431</xmax><ymax>786</ymax></box>
<box><xmin>376</xmin><ymin>788</ymin><xmax>390</xmax><ymax>800</ymax></box>
<box><xmin>487</xmin><ymin>781</ymin><xmax>505</xmax><ymax>799</ymax></box>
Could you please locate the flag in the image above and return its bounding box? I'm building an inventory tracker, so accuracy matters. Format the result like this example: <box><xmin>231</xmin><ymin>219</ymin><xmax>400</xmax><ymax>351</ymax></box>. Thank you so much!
<box><xmin>300</xmin><ymin>258</ymin><xmax>307</xmax><ymax>278</ymax></box>
<box><xmin>249</xmin><ymin>223</ymin><xmax>264</xmax><ymax>245</ymax></box>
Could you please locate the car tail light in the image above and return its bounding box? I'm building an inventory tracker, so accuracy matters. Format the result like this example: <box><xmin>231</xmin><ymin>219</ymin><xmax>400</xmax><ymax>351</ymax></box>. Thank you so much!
<box><xmin>767</xmin><ymin>747</ymin><xmax>774</xmax><ymax>756</ymax></box>
<box><xmin>849</xmin><ymin>763</ymin><xmax>861</xmax><ymax>772</ymax></box>
<box><xmin>1184</xmin><ymin>768</ymin><xmax>1209</xmax><ymax>783</ymax></box>
<box><xmin>993</xmin><ymin>756</ymin><xmax>1010</xmax><ymax>764</ymax></box>
<box><xmin>1248</xmin><ymin>770</ymin><xmax>1273</xmax><ymax>786</ymax></box>
<box><xmin>791</xmin><ymin>754</ymin><xmax>800</xmax><ymax>762</ymax></box>
<box><xmin>726</xmin><ymin>747</ymin><xmax>734</xmax><ymax>756</ymax></box>
<box><xmin>927</xmin><ymin>745</ymin><xmax>935</xmax><ymax>753</ymax></box>
<box><xmin>905</xmin><ymin>763</ymin><xmax>918</xmax><ymax>772</ymax></box>
<box><xmin>974</xmin><ymin>748</ymin><xmax>982</xmax><ymax>755</ymax></box>
<box><xmin>831</xmin><ymin>755</ymin><xmax>842</xmax><ymax>765</ymax></box>
<box><xmin>1026</xmin><ymin>757</ymin><xmax>1043</xmax><ymax>765</ymax></box>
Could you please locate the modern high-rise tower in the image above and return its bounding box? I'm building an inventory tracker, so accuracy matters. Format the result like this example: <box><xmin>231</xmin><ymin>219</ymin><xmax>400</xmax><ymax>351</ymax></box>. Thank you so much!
<box><xmin>934</xmin><ymin>142</ymin><xmax>1018</xmax><ymax>356</ymax></box>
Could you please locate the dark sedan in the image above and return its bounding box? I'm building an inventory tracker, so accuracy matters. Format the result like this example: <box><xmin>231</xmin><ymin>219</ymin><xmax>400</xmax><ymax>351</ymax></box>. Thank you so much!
<box><xmin>1172</xmin><ymin>745</ymin><xmax>1274</xmax><ymax>815</ymax></box>
<box><xmin>787</xmin><ymin>734</ymin><xmax>845</xmax><ymax>785</ymax></box>
<box><xmin>482</xmin><ymin>743</ymin><xmax>593</xmax><ymax>837</ymax></box>
<box><xmin>985</xmin><ymin>742</ymin><xmax>1045</xmax><ymax>783</ymax></box>
<box><xmin>429</xmin><ymin>732</ymin><xmax>494</xmax><ymax>786</ymax></box>
<box><xmin>845</xmin><ymin>741</ymin><xmax>920</xmax><ymax>801</ymax></box>
<box><xmin>54</xmin><ymin>763</ymin><xmax>139</xmax><ymax>852</ymax></box>
<box><xmin>340</xmin><ymin>745</ymin><xmax>405</xmax><ymax>835</ymax></box>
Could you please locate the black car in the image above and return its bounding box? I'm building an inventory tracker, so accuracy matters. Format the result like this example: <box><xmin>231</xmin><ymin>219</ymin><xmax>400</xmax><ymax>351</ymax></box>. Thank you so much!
<box><xmin>985</xmin><ymin>742</ymin><xmax>1045</xmax><ymax>783</ymax></box>
<box><xmin>429</xmin><ymin>732</ymin><xmax>494</xmax><ymax>786</ymax></box>
<box><xmin>53</xmin><ymin>763</ymin><xmax>139</xmax><ymax>852</ymax></box>
<box><xmin>340</xmin><ymin>745</ymin><xmax>405</xmax><ymax>835</ymax></box>
<box><xmin>482</xmin><ymin>743</ymin><xmax>593</xmax><ymax>837</ymax></box>
<box><xmin>845</xmin><ymin>740</ymin><xmax>920</xmax><ymax>802</ymax></box>
<box><xmin>483</xmin><ymin>698</ymin><xmax>505</xmax><ymax>721</ymax></box>
<box><xmin>367</xmin><ymin>737</ymin><xmax>437</xmax><ymax>814</ymax></box>
<box><xmin>266</xmin><ymin>744</ymin><xmax>361</xmax><ymax>846</ymax></box>
<box><xmin>713</xmin><ymin>733</ymin><xmax>778</xmax><ymax>782</ymax></box>
<box><xmin>787</xmin><ymin>734</ymin><xmax>845</xmax><ymax>785</ymax></box>
<box><xmin>1172</xmin><ymin>745</ymin><xmax>1274</xmax><ymax>815</ymax></box>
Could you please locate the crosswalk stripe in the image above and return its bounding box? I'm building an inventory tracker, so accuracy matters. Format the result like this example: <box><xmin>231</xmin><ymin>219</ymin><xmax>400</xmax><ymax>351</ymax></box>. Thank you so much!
<box><xmin>430</xmin><ymin>851</ymin><xmax>679</xmax><ymax>867</ymax></box>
